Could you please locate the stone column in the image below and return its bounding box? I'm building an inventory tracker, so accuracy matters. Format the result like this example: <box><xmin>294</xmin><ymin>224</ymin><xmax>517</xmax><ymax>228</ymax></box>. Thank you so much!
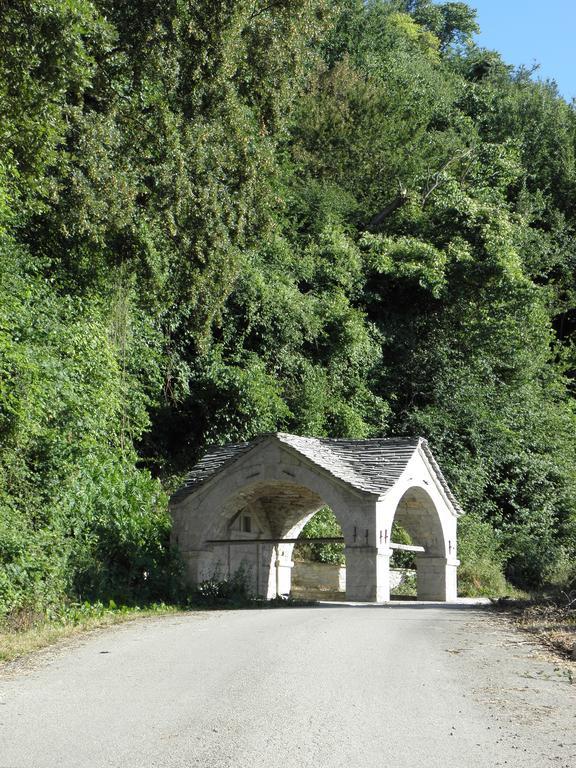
<box><xmin>345</xmin><ymin>546</ymin><xmax>391</xmax><ymax>602</ymax></box>
<box><xmin>415</xmin><ymin>556</ymin><xmax>459</xmax><ymax>601</ymax></box>
<box><xmin>272</xmin><ymin>546</ymin><xmax>294</xmax><ymax>598</ymax></box>
<box><xmin>181</xmin><ymin>548</ymin><xmax>215</xmax><ymax>589</ymax></box>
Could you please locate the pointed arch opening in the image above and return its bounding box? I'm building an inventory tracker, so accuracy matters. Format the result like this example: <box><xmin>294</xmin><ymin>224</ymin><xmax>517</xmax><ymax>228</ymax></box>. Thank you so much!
<box><xmin>291</xmin><ymin>506</ymin><xmax>346</xmax><ymax>601</ymax></box>
<box><xmin>391</xmin><ymin>485</ymin><xmax>455</xmax><ymax>601</ymax></box>
<box><xmin>202</xmin><ymin>479</ymin><xmax>349</xmax><ymax>599</ymax></box>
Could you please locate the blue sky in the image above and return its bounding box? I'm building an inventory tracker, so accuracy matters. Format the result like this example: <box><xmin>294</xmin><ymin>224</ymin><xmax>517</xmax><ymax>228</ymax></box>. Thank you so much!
<box><xmin>439</xmin><ymin>1</ymin><xmax>576</xmax><ymax>102</ymax></box>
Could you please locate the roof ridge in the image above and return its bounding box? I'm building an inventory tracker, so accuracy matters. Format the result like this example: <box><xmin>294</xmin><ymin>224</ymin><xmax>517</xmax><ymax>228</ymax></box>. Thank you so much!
<box><xmin>170</xmin><ymin>433</ymin><xmax>459</xmax><ymax>513</ymax></box>
<box><xmin>274</xmin><ymin>433</ymin><xmax>421</xmax><ymax>495</ymax></box>
<box><xmin>275</xmin><ymin>434</ymin><xmax>381</xmax><ymax>493</ymax></box>
<box><xmin>276</xmin><ymin>432</ymin><xmax>422</xmax><ymax>443</ymax></box>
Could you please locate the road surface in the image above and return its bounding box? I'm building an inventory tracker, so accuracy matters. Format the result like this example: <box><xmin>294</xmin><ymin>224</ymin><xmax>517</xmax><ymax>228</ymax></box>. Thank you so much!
<box><xmin>1</xmin><ymin>603</ymin><xmax>575</xmax><ymax>767</ymax></box>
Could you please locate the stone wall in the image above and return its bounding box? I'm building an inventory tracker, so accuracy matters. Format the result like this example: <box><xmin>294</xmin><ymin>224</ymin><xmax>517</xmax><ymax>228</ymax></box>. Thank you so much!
<box><xmin>291</xmin><ymin>561</ymin><xmax>414</xmax><ymax>597</ymax></box>
<box><xmin>292</xmin><ymin>561</ymin><xmax>346</xmax><ymax>593</ymax></box>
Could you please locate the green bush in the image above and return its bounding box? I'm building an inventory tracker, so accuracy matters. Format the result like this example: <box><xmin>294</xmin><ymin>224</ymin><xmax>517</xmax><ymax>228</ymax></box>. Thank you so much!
<box><xmin>391</xmin><ymin>570</ymin><xmax>417</xmax><ymax>597</ymax></box>
<box><xmin>295</xmin><ymin>507</ymin><xmax>345</xmax><ymax>564</ymax></box>
<box><xmin>457</xmin><ymin>514</ymin><xmax>511</xmax><ymax>597</ymax></box>
<box><xmin>192</xmin><ymin>569</ymin><xmax>252</xmax><ymax>606</ymax></box>
<box><xmin>390</xmin><ymin>523</ymin><xmax>416</xmax><ymax>569</ymax></box>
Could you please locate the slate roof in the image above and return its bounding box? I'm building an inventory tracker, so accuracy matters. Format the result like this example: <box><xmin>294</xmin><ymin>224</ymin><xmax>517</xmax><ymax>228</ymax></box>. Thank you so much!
<box><xmin>171</xmin><ymin>433</ymin><xmax>462</xmax><ymax>514</ymax></box>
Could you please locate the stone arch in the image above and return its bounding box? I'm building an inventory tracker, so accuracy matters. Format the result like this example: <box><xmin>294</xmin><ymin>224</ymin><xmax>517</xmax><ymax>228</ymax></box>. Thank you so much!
<box><xmin>174</xmin><ymin>444</ymin><xmax>369</xmax><ymax>599</ymax></box>
<box><xmin>171</xmin><ymin>433</ymin><xmax>462</xmax><ymax>603</ymax></box>
<box><xmin>379</xmin><ymin>481</ymin><xmax>458</xmax><ymax>601</ymax></box>
<box><xmin>194</xmin><ymin>455</ymin><xmax>359</xmax><ymax>546</ymax></box>
<box><xmin>204</xmin><ymin>477</ymin><xmax>342</xmax><ymax>599</ymax></box>
<box><xmin>392</xmin><ymin>485</ymin><xmax>448</xmax><ymax>557</ymax></box>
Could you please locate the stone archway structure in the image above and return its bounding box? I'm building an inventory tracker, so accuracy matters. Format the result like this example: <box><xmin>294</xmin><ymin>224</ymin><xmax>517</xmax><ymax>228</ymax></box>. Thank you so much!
<box><xmin>170</xmin><ymin>433</ymin><xmax>463</xmax><ymax>602</ymax></box>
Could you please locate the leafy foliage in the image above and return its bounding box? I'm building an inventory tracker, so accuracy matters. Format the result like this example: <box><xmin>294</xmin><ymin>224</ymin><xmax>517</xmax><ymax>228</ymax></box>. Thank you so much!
<box><xmin>296</xmin><ymin>507</ymin><xmax>345</xmax><ymax>564</ymax></box>
<box><xmin>193</xmin><ymin>569</ymin><xmax>253</xmax><ymax>606</ymax></box>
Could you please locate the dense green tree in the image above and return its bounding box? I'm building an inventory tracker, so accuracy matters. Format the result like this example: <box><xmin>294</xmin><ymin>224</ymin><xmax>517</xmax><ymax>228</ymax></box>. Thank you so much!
<box><xmin>1</xmin><ymin>0</ymin><xmax>576</xmax><ymax>615</ymax></box>
<box><xmin>278</xmin><ymin>2</ymin><xmax>576</xmax><ymax>588</ymax></box>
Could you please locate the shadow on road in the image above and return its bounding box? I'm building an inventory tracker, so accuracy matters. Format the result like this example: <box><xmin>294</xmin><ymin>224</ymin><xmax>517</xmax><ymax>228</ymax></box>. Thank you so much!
<box><xmin>315</xmin><ymin>600</ymin><xmax>494</xmax><ymax>611</ymax></box>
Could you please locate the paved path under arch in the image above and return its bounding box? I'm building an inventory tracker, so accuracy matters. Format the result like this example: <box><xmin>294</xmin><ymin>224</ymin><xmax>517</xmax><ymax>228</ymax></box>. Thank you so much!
<box><xmin>1</xmin><ymin>603</ymin><xmax>575</xmax><ymax>767</ymax></box>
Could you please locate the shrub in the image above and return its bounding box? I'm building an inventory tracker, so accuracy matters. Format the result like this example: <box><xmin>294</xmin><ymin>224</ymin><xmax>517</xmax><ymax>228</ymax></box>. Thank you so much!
<box><xmin>457</xmin><ymin>513</ymin><xmax>511</xmax><ymax>597</ymax></box>
<box><xmin>295</xmin><ymin>506</ymin><xmax>345</xmax><ymax>564</ymax></box>
<box><xmin>191</xmin><ymin>569</ymin><xmax>252</xmax><ymax>606</ymax></box>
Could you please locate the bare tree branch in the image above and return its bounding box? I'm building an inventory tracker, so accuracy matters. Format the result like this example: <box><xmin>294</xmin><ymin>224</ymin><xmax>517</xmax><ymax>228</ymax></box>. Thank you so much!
<box><xmin>420</xmin><ymin>148</ymin><xmax>474</xmax><ymax>207</ymax></box>
<box><xmin>366</xmin><ymin>182</ymin><xmax>408</xmax><ymax>229</ymax></box>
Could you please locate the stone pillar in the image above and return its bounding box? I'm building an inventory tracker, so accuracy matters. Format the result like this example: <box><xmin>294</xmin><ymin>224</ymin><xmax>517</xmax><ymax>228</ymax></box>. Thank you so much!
<box><xmin>181</xmin><ymin>548</ymin><xmax>214</xmax><ymax>589</ymax></box>
<box><xmin>416</xmin><ymin>556</ymin><xmax>459</xmax><ymax>601</ymax></box>
<box><xmin>345</xmin><ymin>546</ymin><xmax>391</xmax><ymax>602</ymax></box>
<box><xmin>272</xmin><ymin>548</ymin><xmax>294</xmax><ymax>598</ymax></box>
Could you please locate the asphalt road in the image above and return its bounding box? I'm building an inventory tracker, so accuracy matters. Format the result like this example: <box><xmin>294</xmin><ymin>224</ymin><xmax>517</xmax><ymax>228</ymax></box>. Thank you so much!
<box><xmin>1</xmin><ymin>603</ymin><xmax>575</xmax><ymax>768</ymax></box>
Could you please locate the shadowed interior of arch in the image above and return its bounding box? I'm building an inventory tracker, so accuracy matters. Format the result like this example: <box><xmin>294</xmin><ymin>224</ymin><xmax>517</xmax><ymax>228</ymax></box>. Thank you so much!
<box><xmin>204</xmin><ymin>480</ymin><xmax>348</xmax><ymax>598</ymax></box>
<box><xmin>392</xmin><ymin>486</ymin><xmax>447</xmax><ymax>557</ymax></box>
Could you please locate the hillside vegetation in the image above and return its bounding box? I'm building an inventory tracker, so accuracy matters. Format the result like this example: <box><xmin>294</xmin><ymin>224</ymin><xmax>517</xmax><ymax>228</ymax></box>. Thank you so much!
<box><xmin>1</xmin><ymin>0</ymin><xmax>576</xmax><ymax>617</ymax></box>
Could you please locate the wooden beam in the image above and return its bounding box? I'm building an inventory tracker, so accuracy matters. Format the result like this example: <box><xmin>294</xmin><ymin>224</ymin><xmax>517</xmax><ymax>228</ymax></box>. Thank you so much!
<box><xmin>207</xmin><ymin>537</ymin><xmax>426</xmax><ymax>552</ymax></box>
<box><xmin>389</xmin><ymin>542</ymin><xmax>425</xmax><ymax>553</ymax></box>
<box><xmin>206</xmin><ymin>537</ymin><xmax>344</xmax><ymax>545</ymax></box>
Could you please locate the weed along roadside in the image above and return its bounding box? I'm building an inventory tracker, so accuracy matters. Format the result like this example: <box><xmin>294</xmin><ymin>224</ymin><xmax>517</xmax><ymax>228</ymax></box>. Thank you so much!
<box><xmin>494</xmin><ymin>592</ymin><xmax>576</xmax><ymax>662</ymax></box>
<box><xmin>3</xmin><ymin>579</ymin><xmax>573</xmax><ymax>672</ymax></box>
<box><xmin>0</xmin><ymin>603</ymin><xmax>179</xmax><ymax>665</ymax></box>
<box><xmin>0</xmin><ymin>585</ymin><xmax>316</xmax><ymax>667</ymax></box>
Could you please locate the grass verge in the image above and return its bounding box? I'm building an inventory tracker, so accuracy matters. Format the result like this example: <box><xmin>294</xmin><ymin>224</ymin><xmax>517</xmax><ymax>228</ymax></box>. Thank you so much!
<box><xmin>0</xmin><ymin>602</ymin><xmax>179</xmax><ymax>665</ymax></box>
<box><xmin>0</xmin><ymin>593</ymin><xmax>317</xmax><ymax>665</ymax></box>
